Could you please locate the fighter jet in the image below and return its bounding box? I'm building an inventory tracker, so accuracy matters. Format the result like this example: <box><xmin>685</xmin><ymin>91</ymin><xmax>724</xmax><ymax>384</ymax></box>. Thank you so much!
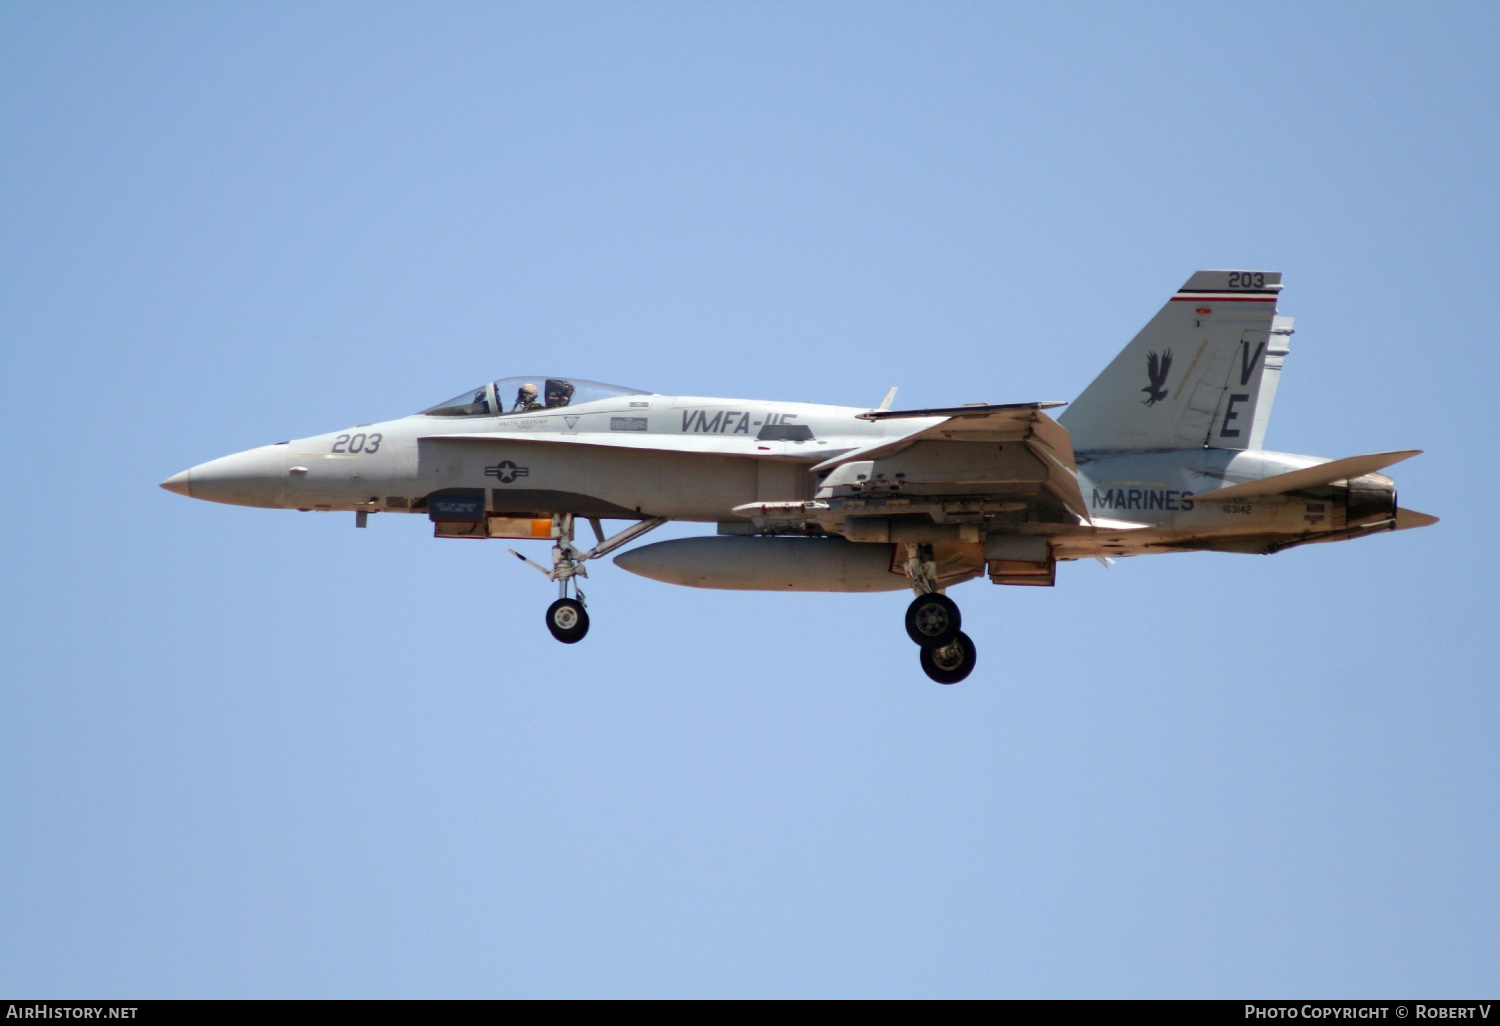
<box><xmin>162</xmin><ymin>270</ymin><xmax>1435</xmax><ymax>683</ymax></box>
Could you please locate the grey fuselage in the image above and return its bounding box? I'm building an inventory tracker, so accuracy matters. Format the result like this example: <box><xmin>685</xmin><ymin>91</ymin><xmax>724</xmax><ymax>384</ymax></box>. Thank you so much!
<box><xmin>166</xmin><ymin>392</ymin><xmax>1400</xmax><ymax>569</ymax></box>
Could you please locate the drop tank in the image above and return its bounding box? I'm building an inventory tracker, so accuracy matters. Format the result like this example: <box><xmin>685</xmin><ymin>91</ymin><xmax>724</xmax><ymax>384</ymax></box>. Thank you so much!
<box><xmin>614</xmin><ymin>536</ymin><xmax>909</xmax><ymax>592</ymax></box>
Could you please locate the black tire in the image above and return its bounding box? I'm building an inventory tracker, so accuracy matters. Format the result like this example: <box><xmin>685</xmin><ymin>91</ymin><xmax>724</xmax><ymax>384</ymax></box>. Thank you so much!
<box><xmin>905</xmin><ymin>592</ymin><xmax>961</xmax><ymax>648</ymax></box>
<box><xmin>545</xmin><ymin>598</ymin><xmax>590</xmax><ymax>644</ymax></box>
<box><xmin>920</xmin><ymin>631</ymin><xmax>977</xmax><ymax>685</ymax></box>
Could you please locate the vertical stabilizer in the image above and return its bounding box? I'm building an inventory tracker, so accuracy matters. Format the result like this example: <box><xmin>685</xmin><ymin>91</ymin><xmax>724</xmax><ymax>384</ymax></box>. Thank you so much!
<box><xmin>1059</xmin><ymin>270</ymin><xmax>1283</xmax><ymax>451</ymax></box>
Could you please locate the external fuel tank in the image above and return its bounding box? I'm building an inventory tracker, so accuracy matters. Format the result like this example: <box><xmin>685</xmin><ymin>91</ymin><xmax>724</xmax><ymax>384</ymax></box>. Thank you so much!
<box><xmin>613</xmin><ymin>536</ymin><xmax>908</xmax><ymax>592</ymax></box>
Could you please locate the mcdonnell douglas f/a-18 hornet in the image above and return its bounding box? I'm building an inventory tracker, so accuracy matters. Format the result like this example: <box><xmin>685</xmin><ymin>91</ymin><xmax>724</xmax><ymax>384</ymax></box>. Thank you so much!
<box><xmin>163</xmin><ymin>271</ymin><xmax>1435</xmax><ymax>683</ymax></box>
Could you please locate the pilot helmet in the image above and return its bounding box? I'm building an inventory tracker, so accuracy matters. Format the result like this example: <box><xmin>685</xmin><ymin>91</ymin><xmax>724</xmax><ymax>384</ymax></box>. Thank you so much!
<box><xmin>517</xmin><ymin>382</ymin><xmax>539</xmax><ymax>404</ymax></box>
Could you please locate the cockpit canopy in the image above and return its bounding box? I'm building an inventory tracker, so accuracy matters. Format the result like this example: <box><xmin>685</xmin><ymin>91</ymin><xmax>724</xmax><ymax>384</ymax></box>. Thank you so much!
<box><xmin>421</xmin><ymin>376</ymin><xmax>649</xmax><ymax>417</ymax></box>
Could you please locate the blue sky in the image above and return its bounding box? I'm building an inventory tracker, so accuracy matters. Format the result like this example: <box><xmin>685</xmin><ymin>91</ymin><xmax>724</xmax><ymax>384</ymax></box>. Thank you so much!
<box><xmin>2</xmin><ymin>1</ymin><xmax>1496</xmax><ymax>997</ymax></box>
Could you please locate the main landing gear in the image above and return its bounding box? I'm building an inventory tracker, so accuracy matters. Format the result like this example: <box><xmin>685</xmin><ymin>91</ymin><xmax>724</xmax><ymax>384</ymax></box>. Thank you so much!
<box><xmin>903</xmin><ymin>544</ymin><xmax>977</xmax><ymax>684</ymax></box>
<box><xmin>512</xmin><ymin>514</ymin><xmax>666</xmax><ymax>644</ymax></box>
<box><xmin>919</xmin><ymin>631</ymin><xmax>978</xmax><ymax>685</ymax></box>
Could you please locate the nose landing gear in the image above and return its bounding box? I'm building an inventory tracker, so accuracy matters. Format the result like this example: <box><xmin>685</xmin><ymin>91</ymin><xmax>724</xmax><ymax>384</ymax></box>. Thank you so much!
<box><xmin>545</xmin><ymin>597</ymin><xmax>590</xmax><ymax>644</ymax></box>
<box><xmin>903</xmin><ymin>543</ymin><xmax>977</xmax><ymax>684</ymax></box>
<box><xmin>511</xmin><ymin>514</ymin><xmax>667</xmax><ymax>644</ymax></box>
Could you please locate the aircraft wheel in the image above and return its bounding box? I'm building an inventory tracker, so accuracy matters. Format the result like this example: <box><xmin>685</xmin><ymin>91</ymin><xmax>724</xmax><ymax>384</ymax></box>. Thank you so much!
<box><xmin>905</xmin><ymin>593</ymin><xmax>961</xmax><ymax>648</ymax></box>
<box><xmin>920</xmin><ymin>631</ymin><xmax>976</xmax><ymax>685</ymax></box>
<box><xmin>545</xmin><ymin>598</ymin><xmax>589</xmax><ymax>644</ymax></box>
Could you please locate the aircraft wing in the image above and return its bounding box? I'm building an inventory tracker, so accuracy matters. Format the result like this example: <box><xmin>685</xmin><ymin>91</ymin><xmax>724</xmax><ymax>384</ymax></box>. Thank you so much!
<box><xmin>1190</xmin><ymin>449</ymin><xmax>1422</xmax><ymax>501</ymax></box>
<box><xmin>419</xmin><ymin>431</ymin><xmax>825</xmax><ymax>459</ymax></box>
<box><xmin>810</xmin><ymin>402</ymin><xmax>1072</xmax><ymax>469</ymax></box>
<box><xmin>811</xmin><ymin>401</ymin><xmax>1091</xmax><ymax>523</ymax></box>
<box><xmin>422</xmin><ymin>402</ymin><xmax>1073</xmax><ymax>466</ymax></box>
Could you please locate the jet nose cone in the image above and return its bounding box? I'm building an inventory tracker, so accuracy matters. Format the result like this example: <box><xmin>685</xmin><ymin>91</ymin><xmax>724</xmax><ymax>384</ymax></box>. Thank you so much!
<box><xmin>161</xmin><ymin>469</ymin><xmax>192</xmax><ymax>497</ymax></box>
<box><xmin>165</xmin><ymin>445</ymin><xmax>289</xmax><ymax>507</ymax></box>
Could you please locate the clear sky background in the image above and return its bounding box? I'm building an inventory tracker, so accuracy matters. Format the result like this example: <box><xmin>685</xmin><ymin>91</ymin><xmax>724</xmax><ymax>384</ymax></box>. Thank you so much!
<box><xmin>2</xmin><ymin>1</ymin><xmax>1497</xmax><ymax>998</ymax></box>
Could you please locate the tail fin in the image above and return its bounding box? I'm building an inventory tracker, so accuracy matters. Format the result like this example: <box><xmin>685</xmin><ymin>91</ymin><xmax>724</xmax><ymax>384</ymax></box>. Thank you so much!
<box><xmin>1060</xmin><ymin>270</ymin><xmax>1284</xmax><ymax>452</ymax></box>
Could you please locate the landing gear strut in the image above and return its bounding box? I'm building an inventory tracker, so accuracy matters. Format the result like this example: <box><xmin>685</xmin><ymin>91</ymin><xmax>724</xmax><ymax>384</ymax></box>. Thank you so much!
<box><xmin>511</xmin><ymin>514</ymin><xmax>667</xmax><ymax>643</ymax></box>
<box><xmin>903</xmin><ymin>543</ymin><xmax>977</xmax><ymax>684</ymax></box>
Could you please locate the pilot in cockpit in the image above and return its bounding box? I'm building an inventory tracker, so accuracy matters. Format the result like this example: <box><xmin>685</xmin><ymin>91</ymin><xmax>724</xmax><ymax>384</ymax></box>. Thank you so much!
<box><xmin>544</xmin><ymin>379</ymin><xmax>576</xmax><ymax>408</ymax></box>
<box><xmin>513</xmin><ymin>383</ymin><xmax>542</xmax><ymax>411</ymax></box>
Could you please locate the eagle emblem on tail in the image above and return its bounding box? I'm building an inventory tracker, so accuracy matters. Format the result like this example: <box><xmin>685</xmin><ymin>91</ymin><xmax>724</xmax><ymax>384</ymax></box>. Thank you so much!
<box><xmin>1142</xmin><ymin>348</ymin><xmax>1172</xmax><ymax>406</ymax></box>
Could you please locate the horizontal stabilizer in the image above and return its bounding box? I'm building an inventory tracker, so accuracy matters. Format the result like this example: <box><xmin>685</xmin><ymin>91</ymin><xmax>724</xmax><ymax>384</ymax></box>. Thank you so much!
<box><xmin>1394</xmin><ymin>508</ymin><xmax>1439</xmax><ymax>531</ymax></box>
<box><xmin>1190</xmin><ymin>450</ymin><xmax>1422</xmax><ymax>501</ymax></box>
